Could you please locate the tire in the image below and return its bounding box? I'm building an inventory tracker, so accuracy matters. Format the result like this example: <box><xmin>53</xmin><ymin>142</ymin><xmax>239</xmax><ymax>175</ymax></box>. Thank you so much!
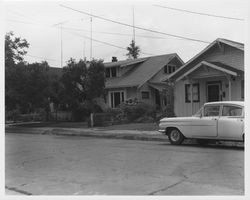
<box><xmin>168</xmin><ymin>128</ymin><xmax>184</xmax><ymax>145</ymax></box>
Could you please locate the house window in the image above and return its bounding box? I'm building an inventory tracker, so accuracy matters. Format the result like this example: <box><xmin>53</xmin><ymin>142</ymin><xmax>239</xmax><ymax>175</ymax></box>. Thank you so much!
<box><xmin>111</xmin><ymin>67</ymin><xmax>117</xmax><ymax>77</ymax></box>
<box><xmin>110</xmin><ymin>91</ymin><xmax>125</xmax><ymax>108</ymax></box>
<box><xmin>164</xmin><ymin>64</ymin><xmax>176</xmax><ymax>74</ymax></box>
<box><xmin>141</xmin><ymin>91</ymin><xmax>150</xmax><ymax>99</ymax></box>
<box><xmin>105</xmin><ymin>67</ymin><xmax>117</xmax><ymax>78</ymax></box>
<box><xmin>241</xmin><ymin>80</ymin><xmax>244</xmax><ymax>100</ymax></box>
<box><xmin>105</xmin><ymin>68</ymin><xmax>110</xmax><ymax>78</ymax></box>
<box><xmin>185</xmin><ymin>83</ymin><xmax>200</xmax><ymax>103</ymax></box>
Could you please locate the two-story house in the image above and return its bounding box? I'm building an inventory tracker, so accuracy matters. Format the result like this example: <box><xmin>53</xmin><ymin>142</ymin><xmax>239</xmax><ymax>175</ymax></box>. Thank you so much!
<box><xmin>104</xmin><ymin>53</ymin><xmax>184</xmax><ymax>110</ymax></box>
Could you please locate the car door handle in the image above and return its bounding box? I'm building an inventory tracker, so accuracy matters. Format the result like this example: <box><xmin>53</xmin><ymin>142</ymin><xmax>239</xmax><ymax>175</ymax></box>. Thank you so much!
<box><xmin>211</xmin><ymin>118</ymin><xmax>217</xmax><ymax>121</ymax></box>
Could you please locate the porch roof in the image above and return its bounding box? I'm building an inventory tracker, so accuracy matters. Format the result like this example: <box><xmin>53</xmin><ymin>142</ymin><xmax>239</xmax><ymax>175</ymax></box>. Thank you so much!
<box><xmin>176</xmin><ymin>61</ymin><xmax>243</xmax><ymax>82</ymax></box>
<box><xmin>147</xmin><ymin>81</ymin><xmax>170</xmax><ymax>91</ymax></box>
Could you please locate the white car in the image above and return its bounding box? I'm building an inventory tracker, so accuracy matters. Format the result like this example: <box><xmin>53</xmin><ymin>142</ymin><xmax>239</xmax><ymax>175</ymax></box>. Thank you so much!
<box><xmin>159</xmin><ymin>101</ymin><xmax>244</xmax><ymax>145</ymax></box>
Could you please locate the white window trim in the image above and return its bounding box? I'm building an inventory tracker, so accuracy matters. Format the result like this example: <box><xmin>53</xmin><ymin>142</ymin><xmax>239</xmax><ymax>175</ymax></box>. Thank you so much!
<box><xmin>108</xmin><ymin>90</ymin><xmax>127</xmax><ymax>108</ymax></box>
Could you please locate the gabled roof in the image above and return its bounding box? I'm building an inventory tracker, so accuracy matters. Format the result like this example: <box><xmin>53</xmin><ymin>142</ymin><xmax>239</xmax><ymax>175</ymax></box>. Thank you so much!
<box><xmin>104</xmin><ymin>57</ymin><xmax>147</xmax><ymax>68</ymax></box>
<box><xmin>175</xmin><ymin>61</ymin><xmax>243</xmax><ymax>82</ymax></box>
<box><xmin>166</xmin><ymin>38</ymin><xmax>244</xmax><ymax>81</ymax></box>
<box><xmin>105</xmin><ymin>53</ymin><xmax>182</xmax><ymax>89</ymax></box>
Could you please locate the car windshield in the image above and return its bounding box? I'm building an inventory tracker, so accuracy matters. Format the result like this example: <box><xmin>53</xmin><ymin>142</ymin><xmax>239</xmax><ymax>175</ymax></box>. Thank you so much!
<box><xmin>193</xmin><ymin>107</ymin><xmax>203</xmax><ymax>117</ymax></box>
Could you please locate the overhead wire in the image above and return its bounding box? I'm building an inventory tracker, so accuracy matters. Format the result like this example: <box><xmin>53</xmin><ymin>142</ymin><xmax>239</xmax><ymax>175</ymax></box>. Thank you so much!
<box><xmin>60</xmin><ymin>4</ymin><xmax>211</xmax><ymax>44</ymax></box>
<box><xmin>153</xmin><ymin>4</ymin><xmax>245</xmax><ymax>21</ymax></box>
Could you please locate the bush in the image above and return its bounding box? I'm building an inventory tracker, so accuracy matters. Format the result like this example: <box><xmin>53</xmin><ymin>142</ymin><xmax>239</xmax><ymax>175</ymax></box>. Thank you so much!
<box><xmin>72</xmin><ymin>101</ymin><xmax>103</xmax><ymax>122</ymax></box>
<box><xmin>6</xmin><ymin>108</ymin><xmax>21</xmax><ymax>122</ymax></box>
<box><xmin>155</xmin><ymin>105</ymin><xmax>176</xmax><ymax>121</ymax></box>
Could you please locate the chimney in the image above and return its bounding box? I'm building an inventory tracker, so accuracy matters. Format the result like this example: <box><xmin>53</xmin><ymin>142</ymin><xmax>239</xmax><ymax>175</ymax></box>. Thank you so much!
<box><xmin>112</xmin><ymin>57</ymin><xmax>118</xmax><ymax>62</ymax></box>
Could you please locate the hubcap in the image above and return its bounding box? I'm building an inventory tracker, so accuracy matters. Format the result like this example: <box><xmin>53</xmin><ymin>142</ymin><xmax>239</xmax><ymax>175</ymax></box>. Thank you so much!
<box><xmin>170</xmin><ymin>130</ymin><xmax>180</xmax><ymax>141</ymax></box>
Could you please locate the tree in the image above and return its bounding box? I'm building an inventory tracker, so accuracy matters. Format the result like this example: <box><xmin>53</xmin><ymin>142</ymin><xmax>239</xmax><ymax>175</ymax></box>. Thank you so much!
<box><xmin>86</xmin><ymin>59</ymin><xmax>105</xmax><ymax>101</ymax></box>
<box><xmin>60</xmin><ymin>59</ymin><xmax>105</xmax><ymax>121</ymax></box>
<box><xmin>126</xmin><ymin>40</ymin><xmax>140</xmax><ymax>59</ymax></box>
<box><xmin>5</xmin><ymin>31</ymin><xmax>29</xmax><ymax>67</ymax></box>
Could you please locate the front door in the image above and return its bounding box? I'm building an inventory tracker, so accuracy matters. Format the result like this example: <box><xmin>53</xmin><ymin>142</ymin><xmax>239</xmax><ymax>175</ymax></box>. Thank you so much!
<box><xmin>207</xmin><ymin>82</ymin><xmax>221</xmax><ymax>102</ymax></box>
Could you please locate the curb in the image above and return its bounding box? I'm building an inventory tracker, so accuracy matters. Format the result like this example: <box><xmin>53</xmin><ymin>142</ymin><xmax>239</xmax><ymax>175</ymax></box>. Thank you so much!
<box><xmin>5</xmin><ymin>127</ymin><xmax>169</xmax><ymax>142</ymax></box>
<box><xmin>5</xmin><ymin>127</ymin><xmax>244</xmax><ymax>147</ymax></box>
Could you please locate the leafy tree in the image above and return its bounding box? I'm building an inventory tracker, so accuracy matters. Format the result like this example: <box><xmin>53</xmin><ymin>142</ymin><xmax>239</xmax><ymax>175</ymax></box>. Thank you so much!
<box><xmin>126</xmin><ymin>40</ymin><xmax>140</xmax><ymax>59</ymax></box>
<box><xmin>60</xmin><ymin>59</ymin><xmax>105</xmax><ymax>121</ymax></box>
<box><xmin>86</xmin><ymin>59</ymin><xmax>105</xmax><ymax>100</ymax></box>
<box><xmin>5</xmin><ymin>31</ymin><xmax>29</xmax><ymax>67</ymax></box>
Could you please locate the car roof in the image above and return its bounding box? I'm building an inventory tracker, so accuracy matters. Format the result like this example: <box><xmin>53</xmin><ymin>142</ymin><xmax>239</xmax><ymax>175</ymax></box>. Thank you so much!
<box><xmin>204</xmin><ymin>101</ymin><xmax>244</xmax><ymax>107</ymax></box>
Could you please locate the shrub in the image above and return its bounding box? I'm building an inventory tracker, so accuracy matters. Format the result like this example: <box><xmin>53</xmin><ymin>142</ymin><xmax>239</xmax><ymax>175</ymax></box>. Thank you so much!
<box><xmin>118</xmin><ymin>102</ymin><xmax>156</xmax><ymax>123</ymax></box>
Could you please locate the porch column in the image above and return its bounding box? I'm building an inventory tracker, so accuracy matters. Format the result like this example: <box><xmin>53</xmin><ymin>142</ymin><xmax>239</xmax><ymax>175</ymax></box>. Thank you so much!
<box><xmin>228</xmin><ymin>79</ymin><xmax>232</xmax><ymax>101</ymax></box>
<box><xmin>190</xmin><ymin>79</ymin><xmax>193</xmax><ymax>115</ymax></box>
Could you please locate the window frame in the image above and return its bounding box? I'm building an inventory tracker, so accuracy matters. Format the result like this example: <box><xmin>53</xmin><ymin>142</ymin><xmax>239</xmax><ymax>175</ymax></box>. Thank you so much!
<box><xmin>141</xmin><ymin>91</ymin><xmax>150</xmax><ymax>99</ymax></box>
<box><xmin>164</xmin><ymin>64</ymin><xmax>176</xmax><ymax>74</ymax></box>
<box><xmin>185</xmin><ymin>83</ymin><xmax>200</xmax><ymax>103</ymax></box>
<box><xmin>203</xmin><ymin>105</ymin><xmax>220</xmax><ymax>117</ymax></box>
<box><xmin>221</xmin><ymin>105</ymin><xmax>243</xmax><ymax>118</ymax></box>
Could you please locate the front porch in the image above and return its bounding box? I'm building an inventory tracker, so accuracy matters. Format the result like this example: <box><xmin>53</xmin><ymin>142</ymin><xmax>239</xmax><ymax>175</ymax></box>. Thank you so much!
<box><xmin>173</xmin><ymin>61</ymin><xmax>244</xmax><ymax>116</ymax></box>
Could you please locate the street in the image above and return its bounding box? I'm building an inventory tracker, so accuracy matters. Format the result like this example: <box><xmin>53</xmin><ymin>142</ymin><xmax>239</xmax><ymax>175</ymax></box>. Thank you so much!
<box><xmin>5</xmin><ymin>133</ymin><xmax>244</xmax><ymax>195</ymax></box>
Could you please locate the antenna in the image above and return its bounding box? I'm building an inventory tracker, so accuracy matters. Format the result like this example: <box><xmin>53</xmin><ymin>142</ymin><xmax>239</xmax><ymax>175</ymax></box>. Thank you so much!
<box><xmin>90</xmin><ymin>16</ymin><xmax>92</xmax><ymax>60</ymax></box>
<box><xmin>53</xmin><ymin>20</ymin><xmax>68</xmax><ymax>68</ymax></box>
<box><xmin>132</xmin><ymin>5</ymin><xmax>135</xmax><ymax>42</ymax></box>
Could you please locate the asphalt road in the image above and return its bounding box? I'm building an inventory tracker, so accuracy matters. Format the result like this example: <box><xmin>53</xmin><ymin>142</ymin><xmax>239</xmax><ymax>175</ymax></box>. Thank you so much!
<box><xmin>5</xmin><ymin>133</ymin><xmax>244</xmax><ymax>195</ymax></box>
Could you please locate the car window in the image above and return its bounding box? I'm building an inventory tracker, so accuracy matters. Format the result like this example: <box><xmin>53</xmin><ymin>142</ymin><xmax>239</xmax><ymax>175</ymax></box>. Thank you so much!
<box><xmin>222</xmin><ymin>106</ymin><xmax>242</xmax><ymax>117</ymax></box>
<box><xmin>194</xmin><ymin>107</ymin><xmax>202</xmax><ymax>117</ymax></box>
<box><xmin>204</xmin><ymin>105</ymin><xmax>220</xmax><ymax>117</ymax></box>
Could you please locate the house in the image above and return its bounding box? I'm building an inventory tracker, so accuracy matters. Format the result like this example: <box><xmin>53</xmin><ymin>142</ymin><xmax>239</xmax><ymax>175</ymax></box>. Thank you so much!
<box><xmin>104</xmin><ymin>54</ymin><xmax>184</xmax><ymax>109</ymax></box>
<box><xmin>165</xmin><ymin>38</ymin><xmax>244</xmax><ymax>117</ymax></box>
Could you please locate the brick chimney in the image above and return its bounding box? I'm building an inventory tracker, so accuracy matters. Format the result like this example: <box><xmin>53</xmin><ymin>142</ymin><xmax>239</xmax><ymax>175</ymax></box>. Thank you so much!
<box><xmin>112</xmin><ymin>57</ymin><xmax>118</xmax><ymax>62</ymax></box>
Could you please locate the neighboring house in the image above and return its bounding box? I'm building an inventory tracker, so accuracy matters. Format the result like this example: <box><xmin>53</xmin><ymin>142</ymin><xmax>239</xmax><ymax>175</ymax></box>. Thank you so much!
<box><xmin>165</xmin><ymin>38</ymin><xmax>244</xmax><ymax>117</ymax></box>
<box><xmin>104</xmin><ymin>54</ymin><xmax>184</xmax><ymax>109</ymax></box>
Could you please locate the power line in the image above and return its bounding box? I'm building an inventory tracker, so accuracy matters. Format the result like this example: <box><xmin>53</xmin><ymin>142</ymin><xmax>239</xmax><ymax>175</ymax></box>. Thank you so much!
<box><xmin>60</xmin><ymin>4</ymin><xmax>210</xmax><ymax>44</ymax></box>
<box><xmin>153</xmin><ymin>4</ymin><xmax>245</xmax><ymax>21</ymax></box>
<box><xmin>5</xmin><ymin>18</ymin><xmax>155</xmax><ymax>56</ymax></box>
<box><xmin>5</xmin><ymin>18</ymin><xmax>185</xmax><ymax>40</ymax></box>
<box><xmin>66</xmin><ymin>30</ymin><xmax>155</xmax><ymax>56</ymax></box>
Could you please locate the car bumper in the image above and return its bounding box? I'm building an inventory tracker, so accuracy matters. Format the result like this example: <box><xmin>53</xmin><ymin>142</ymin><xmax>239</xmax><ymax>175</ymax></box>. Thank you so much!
<box><xmin>158</xmin><ymin>129</ymin><xmax>166</xmax><ymax>134</ymax></box>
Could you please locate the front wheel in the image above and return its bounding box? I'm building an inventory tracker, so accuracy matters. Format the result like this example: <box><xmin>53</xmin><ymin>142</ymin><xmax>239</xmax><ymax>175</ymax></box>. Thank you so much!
<box><xmin>168</xmin><ymin>128</ymin><xmax>184</xmax><ymax>145</ymax></box>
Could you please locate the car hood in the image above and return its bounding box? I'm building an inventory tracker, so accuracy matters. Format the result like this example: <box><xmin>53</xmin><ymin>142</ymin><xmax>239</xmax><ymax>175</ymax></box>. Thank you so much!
<box><xmin>160</xmin><ymin>116</ymin><xmax>194</xmax><ymax>123</ymax></box>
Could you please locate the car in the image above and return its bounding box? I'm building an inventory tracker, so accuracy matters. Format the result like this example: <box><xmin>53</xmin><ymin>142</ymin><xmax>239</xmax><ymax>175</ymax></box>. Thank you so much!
<box><xmin>158</xmin><ymin>101</ymin><xmax>244</xmax><ymax>145</ymax></box>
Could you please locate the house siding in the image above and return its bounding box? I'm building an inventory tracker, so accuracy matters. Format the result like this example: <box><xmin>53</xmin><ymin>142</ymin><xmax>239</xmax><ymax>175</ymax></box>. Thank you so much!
<box><xmin>174</xmin><ymin>76</ymin><xmax>243</xmax><ymax>117</ymax></box>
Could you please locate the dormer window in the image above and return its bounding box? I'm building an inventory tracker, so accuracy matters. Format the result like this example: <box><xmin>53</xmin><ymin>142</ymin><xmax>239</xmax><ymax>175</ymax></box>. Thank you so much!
<box><xmin>111</xmin><ymin>67</ymin><xmax>117</xmax><ymax>77</ymax></box>
<box><xmin>105</xmin><ymin>67</ymin><xmax>117</xmax><ymax>78</ymax></box>
<box><xmin>105</xmin><ymin>68</ymin><xmax>110</xmax><ymax>78</ymax></box>
<box><xmin>164</xmin><ymin>64</ymin><xmax>176</xmax><ymax>74</ymax></box>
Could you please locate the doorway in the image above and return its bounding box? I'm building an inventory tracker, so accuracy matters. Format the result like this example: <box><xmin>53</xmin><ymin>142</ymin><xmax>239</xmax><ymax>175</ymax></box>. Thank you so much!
<box><xmin>207</xmin><ymin>82</ymin><xmax>221</xmax><ymax>102</ymax></box>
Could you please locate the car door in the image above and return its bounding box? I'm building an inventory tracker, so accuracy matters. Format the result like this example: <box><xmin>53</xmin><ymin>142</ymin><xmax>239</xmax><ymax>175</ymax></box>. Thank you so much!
<box><xmin>218</xmin><ymin>105</ymin><xmax>244</xmax><ymax>140</ymax></box>
<box><xmin>191</xmin><ymin>105</ymin><xmax>220</xmax><ymax>137</ymax></box>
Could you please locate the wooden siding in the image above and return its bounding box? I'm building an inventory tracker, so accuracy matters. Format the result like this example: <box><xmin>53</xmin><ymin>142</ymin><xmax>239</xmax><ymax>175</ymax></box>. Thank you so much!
<box><xmin>174</xmin><ymin>76</ymin><xmax>243</xmax><ymax>117</ymax></box>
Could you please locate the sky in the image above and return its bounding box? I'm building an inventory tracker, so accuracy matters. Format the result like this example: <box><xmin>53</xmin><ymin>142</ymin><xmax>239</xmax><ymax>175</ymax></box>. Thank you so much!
<box><xmin>2</xmin><ymin>0</ymin><xmax>248</xmax><ymax>68</ymax></box>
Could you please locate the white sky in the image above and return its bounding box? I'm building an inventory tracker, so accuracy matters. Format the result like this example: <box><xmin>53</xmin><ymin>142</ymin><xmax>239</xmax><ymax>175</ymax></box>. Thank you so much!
<box><xmin>3</xmin><ymin>0</ymin><xmax>247</xmax><ymax>68</ymax></box>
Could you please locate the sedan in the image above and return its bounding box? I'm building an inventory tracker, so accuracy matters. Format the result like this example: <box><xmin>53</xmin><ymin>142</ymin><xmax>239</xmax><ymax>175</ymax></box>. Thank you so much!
<box><xmin>158</xmin><ymin>101</ymin><xmax>244</xmax><ymax>145</ymax></box>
